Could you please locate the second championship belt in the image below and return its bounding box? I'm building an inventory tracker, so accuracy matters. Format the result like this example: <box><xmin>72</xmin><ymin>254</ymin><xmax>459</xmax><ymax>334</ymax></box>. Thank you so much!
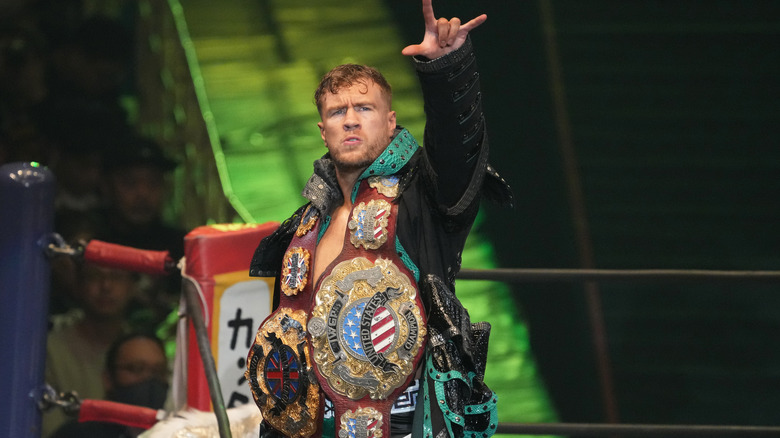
<box><xmin>246</xmin><ymin>206</ymin><xmax>324</xmax><ymax>437</ymax></box>
<box><xmin>308</xmin><ymin>176</ymin><xmax>427</xmax><ymax>438</ymax></box>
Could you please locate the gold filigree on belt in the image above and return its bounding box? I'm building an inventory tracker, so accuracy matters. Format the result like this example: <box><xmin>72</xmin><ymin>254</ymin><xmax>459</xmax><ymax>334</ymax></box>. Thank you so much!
<box><xmin>246</xmin><ymin>308</ymin><xmax>320</xmax><ymax>437</ymax></box>
<box><xmin>308</xmin><ymin>257</ymin><xmax>426</xmax><ymax>401</ymax></box>
<box><xmin>281</xmin><ymin>247</ymin><xmax>310</xmax><ymax>297</ymax></box>
<box><xmin>348</xmin><ymin>199</ymin><xmax>391</xmax><ymax>250</ymax></box>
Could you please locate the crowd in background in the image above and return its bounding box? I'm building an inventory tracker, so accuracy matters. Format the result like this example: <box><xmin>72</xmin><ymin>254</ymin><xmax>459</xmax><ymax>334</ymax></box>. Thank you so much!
<box><xmin>2</xmin><ymin>2</ymin><xmax>185</xmax><ymax>436</ymax></box>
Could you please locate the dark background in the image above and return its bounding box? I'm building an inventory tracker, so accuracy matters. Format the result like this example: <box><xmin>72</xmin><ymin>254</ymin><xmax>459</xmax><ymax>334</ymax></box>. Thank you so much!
<box><xmin>386</xmin><ymin>0</ymin><xmax>780</xmax><ymax>427</ymax></box>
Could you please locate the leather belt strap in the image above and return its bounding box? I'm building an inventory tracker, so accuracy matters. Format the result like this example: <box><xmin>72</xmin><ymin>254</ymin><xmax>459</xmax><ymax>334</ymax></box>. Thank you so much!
<box><xmin>247</xmin><ymin>205</ymin><xmax>324</xmax><ymax>437</ymax></box>
<box><xmin>309</xmin><ymin>178</ymin><xmax>427</xmax><ymax>438</ymax></box>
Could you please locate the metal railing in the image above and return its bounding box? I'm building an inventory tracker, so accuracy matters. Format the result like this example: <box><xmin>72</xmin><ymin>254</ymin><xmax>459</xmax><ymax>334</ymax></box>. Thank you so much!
<box><xmin>459</xmin><ymin>267</ymin><xmax>780</xmax><ymax>436</ymax></box>
<box><xmin>496</xmin><ymin>421</ymin><xmax>780</xmax><ymax>437</ymax></box>
<box><xmin>459</xmin><ymin>267</ymin><xmax>780</xmax><ymax>283</ymax></box>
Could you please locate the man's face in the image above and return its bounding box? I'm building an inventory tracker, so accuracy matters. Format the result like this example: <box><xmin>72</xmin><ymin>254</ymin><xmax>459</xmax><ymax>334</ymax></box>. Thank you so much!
<box><xmin>317</xmin><ymin>80</ymin><xmax>396</xmax><ymax>173</ymax></box>
<box><xmin>79</xmin><ymin>264</ymin><xmax>135</xmax><ymax>320</ymax></box>
<box><xmin>112</xmin><ymin>337</ymin><xmax>169</xmax><ymax>388</ymax></box>
<box><xmin>109</xmin><ymin>165</ymin><xmax>166</xmax><ymax>226</ymax></box>
<box><xmin>105</xmin><ymin>337</ymin><xmax>170</xmax><ymax>409</ymax></box>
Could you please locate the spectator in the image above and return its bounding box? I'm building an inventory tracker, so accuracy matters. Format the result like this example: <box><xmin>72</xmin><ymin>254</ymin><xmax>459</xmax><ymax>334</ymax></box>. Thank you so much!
<box><xmin>101</xmin><ymin>136</ymin><xmax>181</xmax><ymax>254</ymax></box>
<box><xmin>44</xmin><ymin>101</ymin><xmax>133</xmax><ymax>218</ymax></box>
<box><xmin>44</xmin><ymin>262</ymin><xmax>137</xmax><ymax>437</ymax></box>
<box><xmin>99</xmin><ymin>135</ymin><xmax>185</xmax><ymax>334</ymax></box>
<box><xmin>46</xmin><ymin>110</ymin><xmax>130</xmax><ymax>317</ymax></box>
<box><xmin>51</xmin><ymin>332</ymin><xmax>170</xmax><ymax>438</ymax></box>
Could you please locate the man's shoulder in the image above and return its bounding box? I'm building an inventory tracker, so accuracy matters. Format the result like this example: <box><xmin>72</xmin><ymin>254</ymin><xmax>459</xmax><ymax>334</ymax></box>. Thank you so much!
<box><xmin>249</xmin><ymin>203</ymin><xmax>310</xmax><ymax>277</ymax></box>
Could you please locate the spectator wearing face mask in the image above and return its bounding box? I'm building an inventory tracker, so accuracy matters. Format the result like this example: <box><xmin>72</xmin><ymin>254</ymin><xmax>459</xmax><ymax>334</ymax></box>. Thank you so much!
<box><xmin>51</xmin><ymin>332</ymin><xmax>170</xmax><ymax>438</ymax></box>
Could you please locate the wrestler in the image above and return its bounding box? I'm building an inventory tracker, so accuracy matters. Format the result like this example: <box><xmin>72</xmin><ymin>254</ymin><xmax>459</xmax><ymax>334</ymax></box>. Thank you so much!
<box><xmin>246</xmin><ymin>0</ymin><xmax>511</xmax><ymax>436</ymax></box>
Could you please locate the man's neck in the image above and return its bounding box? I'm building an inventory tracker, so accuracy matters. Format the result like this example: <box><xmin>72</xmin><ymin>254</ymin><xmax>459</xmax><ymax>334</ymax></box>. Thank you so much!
<box><xmin>335</xmin><ymin>167</ymin><xmax>364</xmax><ymax>207</ymax></box>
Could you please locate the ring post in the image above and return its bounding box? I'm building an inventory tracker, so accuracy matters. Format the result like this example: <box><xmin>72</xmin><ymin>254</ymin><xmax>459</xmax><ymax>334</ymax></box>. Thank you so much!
<box><xmin>0</xmin><ymin>162</ymin><xmax>56</xmax><ymax>437</ymax></box>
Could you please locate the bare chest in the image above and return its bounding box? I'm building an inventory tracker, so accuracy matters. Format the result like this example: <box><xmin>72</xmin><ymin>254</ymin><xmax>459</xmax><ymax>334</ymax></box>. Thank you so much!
<box><xmin>312</xmin><ymin>205</ymin><xmax>350</xmax><ymax>283</ymax></box>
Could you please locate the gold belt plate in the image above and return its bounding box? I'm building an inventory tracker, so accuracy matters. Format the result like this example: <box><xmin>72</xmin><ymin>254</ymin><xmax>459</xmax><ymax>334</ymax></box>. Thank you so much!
<box><xmin>309</xmin><ymin>257</ymin><xmax>426</xmax><ymax>400</ymax></box>
<box><xmin>246</xmin><ymin>308</ymin><xmax>320</xmax><ymax>437</ymax></box>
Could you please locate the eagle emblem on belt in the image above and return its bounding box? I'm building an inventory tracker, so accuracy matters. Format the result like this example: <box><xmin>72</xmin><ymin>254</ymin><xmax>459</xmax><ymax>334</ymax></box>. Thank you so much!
<box><xmin>368</xmin><ymin>175</ymin><xmax>400</xmax><ymax>198</ymax></box>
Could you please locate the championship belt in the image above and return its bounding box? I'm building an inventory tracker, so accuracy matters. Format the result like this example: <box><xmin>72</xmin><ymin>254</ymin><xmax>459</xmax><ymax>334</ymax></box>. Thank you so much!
<box><xmin>246</xmin><ymin>206</ymin><xmax>324</xmax><ymax>437</ymax></box>
<box><xmin>308</xmin><ymin>177</ymin><xmax>427</xmax><ymax>438</ymax></box>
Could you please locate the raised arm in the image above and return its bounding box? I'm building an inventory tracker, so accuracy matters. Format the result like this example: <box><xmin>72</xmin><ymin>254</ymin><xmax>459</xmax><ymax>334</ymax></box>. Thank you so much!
<box><xmin>405</xmin><ymin>0</ymin><xmax>493</xmax><ymax>216</ymax></box>
<box><xmin>401</xmin><ymin>0</ymin><xmax>486</xmax><ymax>59</ymax></box>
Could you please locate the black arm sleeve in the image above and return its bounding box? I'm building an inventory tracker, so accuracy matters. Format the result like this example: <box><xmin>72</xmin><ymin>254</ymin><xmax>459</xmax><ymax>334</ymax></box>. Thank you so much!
<box><xmin>414</xmin><ymin>37</ymin><xmax>490</xmax><ymax>215</ymax></box>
